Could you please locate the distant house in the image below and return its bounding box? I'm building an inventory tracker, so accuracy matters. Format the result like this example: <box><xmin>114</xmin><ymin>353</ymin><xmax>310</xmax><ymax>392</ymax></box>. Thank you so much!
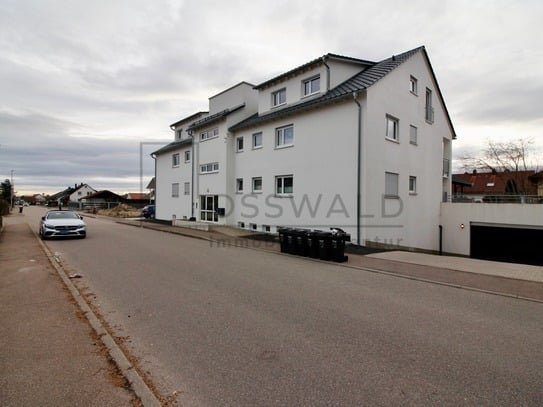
<box><xmin>146</xmin><ymin>178</ymin><xmax>156</xmax><ymax>203</ymax></box>
<box><xmin>124</xmin><ymin>192</ymin><xmax>152</xmax><ymax>208</ymax></box>
<box><xmin>80</xmin><ymin>190</ymin><xmax>125</xmax><ymax>209</ymax></box>
<box><xmin>31</xmin><ymin>194</ymin><xmax>47</xmax><ymax>205</ymax></box>
<box><xmin>49</xmin><ymin>183</ymin><xmax>97</xmax><ymax>207</ymax></box>
<box><xmin>529</xmin><ymin>171</ymin><xmax>543</xmax><ymax>197</ymax></box>
<box><xmin>453</xmin><ymin>170</ymin><xmax>538</xmax><ymax>202</ymax></box>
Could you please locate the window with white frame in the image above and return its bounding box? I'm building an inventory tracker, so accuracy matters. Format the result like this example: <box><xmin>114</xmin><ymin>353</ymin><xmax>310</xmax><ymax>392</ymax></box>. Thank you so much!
<box><xmin>409</xmin><ymin>125</ymin><xmax>418</xmax><ymax>145</ymax></box>
<box><xmin>385</xmin><ymin>172</ymin><xmax>399</xmax><ymax>197</ymax></box>
<box><xmin>252</xmin><ymin>177</ymin><xmax>262</xmax><ymax>193</ymax></box>
<box><xmin>409</xmin><ymin>76</ymin><xmax>418</xmax><ymax>95</ymax></box>
<box><xmin>176</xmin><ymin>129</ymin><xmax>183</xmax><ymax>140</ymax></box>
<box><xmin>276</xmin><ymin>175</ymin><xmax>293</xmax><ymax>196</ymax></box>
<box><xmin>303</xmin><ymin>76</ymin><xmax>320</xmax><ymax>96</ymax></box>
<box><xmin>271</xmin><ymin>88</ymin><xmax>286</xmax><ymax>107</ymax></box>
<box><xmin>252</xmin><ymin>132</ymin><xmax>262</xmax><ymax>149</ymax></box>
<box><xmin>409</xmin><ymin>176</ymin><xmax>417</xmax><ymax>194</ymax></box>
<box><xmin>200</xmin><ymin>128</ymin><xmax>219</xmax><ymax>141</ymax></box>
<box><xmin>172</xmin><ymin>183</ymin><xmax>179</xmax><ymax>197</ymax></box>
<box><xmin>236</xmin><ymin>178</ymin><xmax>243</xmax><ymax>193</ymax></box>
<box><xmin>184</xmin><ymin>150</ymin><xmax>191</xmax><ymax>163</ymax></box>
<box><xmin>184</xmin><ymin>182</ymin><xmax>190</xmax><ymax>195</ymax></box>
<box><xmin>200</xmin><ymin>162</ymin><xmax>219</xmax><ymax>174</ymax></box>
<box><xmin>386</xmin><ymin>115</ymin><xmax>399</xmax><ymax>142</ymax></box>
<box><xmin>172</xmin><ymin>153</ymin><xmax>180</xmax><ymax>167</ymax></box>
<box><xmin>236</xmin><ymin>136</ymin><xmax>244</xmax><ymax>152</ymax></box>
<box><xmin>276</xmin><ymin>125</ymin><xmax>294</xmax><ymax>148</ymax></box>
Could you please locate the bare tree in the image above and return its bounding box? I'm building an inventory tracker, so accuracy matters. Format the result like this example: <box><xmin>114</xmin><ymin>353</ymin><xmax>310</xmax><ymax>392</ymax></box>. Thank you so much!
<box><xmin>461</xmin><ymin>137</ymin><xmax>539</xmax><ymax>194</ymax></box>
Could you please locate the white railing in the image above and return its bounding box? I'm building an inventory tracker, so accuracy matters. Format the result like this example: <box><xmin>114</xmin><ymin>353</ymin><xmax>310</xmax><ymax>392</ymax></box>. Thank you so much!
<box><xmin>450</xmin><ymin>195</ymin><xmax>543</xmax><ymax>204</ymax></box>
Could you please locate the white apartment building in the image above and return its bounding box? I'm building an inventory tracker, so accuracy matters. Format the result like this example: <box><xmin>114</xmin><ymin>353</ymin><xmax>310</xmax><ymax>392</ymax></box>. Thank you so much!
<box><xmin>153</xmin><ymin>46</ymin><xmax>456</xmax><ymax>252</ymax></box>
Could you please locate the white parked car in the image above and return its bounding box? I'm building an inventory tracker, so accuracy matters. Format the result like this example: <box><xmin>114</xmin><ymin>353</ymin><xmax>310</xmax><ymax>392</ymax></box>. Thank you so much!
<box><xmin>39</xmin><ymin>210</ymin><xmax>87</xmax><ymax>239</ymax></box>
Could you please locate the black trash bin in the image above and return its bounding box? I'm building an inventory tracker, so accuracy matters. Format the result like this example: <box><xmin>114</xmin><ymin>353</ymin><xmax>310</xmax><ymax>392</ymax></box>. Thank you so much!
<box><xmin>330</xmin><ymin>228</ymin><xmax>351</xmax><ymax>262</ymax></box>
<box><xmin>307</xmin><ymin>230</ymin><xmax>321</xmax><ymax>258</ymax></box>
<box><xmin>277</xmin><ymin>228</ymin><xmax>291</xmax><ymax>253</ymax></box>
<box><xmin>315</xmin><ymin>231</ymin><xmax>333</xmax><ymax>261</ymax></box>
<box><xmin>287</xmin><ymin>229</ymin><xmax>299</xmax><ymax>255</ymax></box>
<box><xmin>293</xmin><ymin>229</ymin><xmax>310</xmax><ymax>257</ymax></box>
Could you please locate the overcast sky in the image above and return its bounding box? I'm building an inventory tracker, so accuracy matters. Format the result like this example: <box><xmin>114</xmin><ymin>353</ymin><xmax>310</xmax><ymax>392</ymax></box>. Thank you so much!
<box><xmin>1</xmin><ymin>0</ymin><xmax>541</xmax><ymax>195</ymax></box>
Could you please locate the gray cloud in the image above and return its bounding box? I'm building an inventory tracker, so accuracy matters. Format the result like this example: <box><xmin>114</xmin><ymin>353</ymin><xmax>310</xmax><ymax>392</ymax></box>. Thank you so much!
<box><xmin>0</xmin><ymin>0</ymin><xmax>542</xmax><ymax>194</ymax></box>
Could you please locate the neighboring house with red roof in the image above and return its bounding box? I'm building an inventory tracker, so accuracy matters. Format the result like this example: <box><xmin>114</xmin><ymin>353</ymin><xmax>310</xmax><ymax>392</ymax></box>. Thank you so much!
<box><xmin>529</xmin><ymin>171</ymin><xmax>543</xmax><ymax>197</ymax></box>
<box><xmin>452</xmin><ymin>170</ymin><xmax>539</xmax><ymax>202</ymax></box>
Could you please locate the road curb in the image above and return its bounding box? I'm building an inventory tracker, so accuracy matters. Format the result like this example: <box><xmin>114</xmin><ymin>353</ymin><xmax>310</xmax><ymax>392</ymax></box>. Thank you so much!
<box><xmin>33</xmin><ymin>225</ymin><xmax>163</xmax><ymax>407</ymax></box>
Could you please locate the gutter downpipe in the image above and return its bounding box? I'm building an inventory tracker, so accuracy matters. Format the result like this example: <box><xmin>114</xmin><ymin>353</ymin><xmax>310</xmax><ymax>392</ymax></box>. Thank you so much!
<box><xmin>353</xmin><ymin>92</ymin><xmax>362</xmax><ymax>246</ymax></box>
<box><xmin>151</xmin><ymin>153</ymin><xmax>156</xmax><ymax>204</ymax></box>
<box><xmin>188</xmin><ymin>129</ymin><xmax>195</xmax><ymax>219</ymax></box>
<box><xmin>321</xmin><ymin>56</ymin><xmax>331</xmax><ymax>91</ymax></box>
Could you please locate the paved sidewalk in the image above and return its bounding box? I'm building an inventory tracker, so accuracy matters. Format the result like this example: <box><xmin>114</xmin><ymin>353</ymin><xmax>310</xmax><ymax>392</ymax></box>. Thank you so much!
<box><xmin>0</xmin><ymin>215</ymin><xmax>137</xmax><ymax>407</ymax></box>
<box><xmin>368</xmin><ymin>251</ymin><xmax>543</xmax><ymax>283</ymax></box>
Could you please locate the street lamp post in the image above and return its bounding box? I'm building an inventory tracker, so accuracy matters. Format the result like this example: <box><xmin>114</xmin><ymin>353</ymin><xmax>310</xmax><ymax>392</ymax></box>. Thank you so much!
<box><xmin>10</xmin><ymin>170</ymin><xmax>14</xmax><ymax>209</ymax></box>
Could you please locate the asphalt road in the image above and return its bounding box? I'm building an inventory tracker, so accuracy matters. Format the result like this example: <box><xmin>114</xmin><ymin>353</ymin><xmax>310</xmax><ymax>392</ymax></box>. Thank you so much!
<box><xmin>27</xmin><ymin>207</ymin><xmax>543</xmax><ymax>406</ymax></box>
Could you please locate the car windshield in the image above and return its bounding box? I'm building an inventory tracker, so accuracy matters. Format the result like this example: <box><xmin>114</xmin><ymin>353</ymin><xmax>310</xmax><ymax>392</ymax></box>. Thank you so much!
<box><xmin>47</xmin><ymin>211</ymin><xmax>80</xmax><ymax>220</ymax></box>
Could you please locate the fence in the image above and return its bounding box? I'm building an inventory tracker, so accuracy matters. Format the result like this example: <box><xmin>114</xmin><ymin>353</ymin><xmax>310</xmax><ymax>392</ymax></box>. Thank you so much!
<box><xmin>451</xmin><ymin>195</ymin><xmax>543</xmax><ymax>204</ymax></box>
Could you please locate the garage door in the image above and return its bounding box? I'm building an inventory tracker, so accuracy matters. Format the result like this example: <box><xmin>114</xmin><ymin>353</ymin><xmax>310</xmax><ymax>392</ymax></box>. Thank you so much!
<box><xmin>470</xmin><ymin>223</ymin><xmax>543</xmax><ymax>266</ymax></box>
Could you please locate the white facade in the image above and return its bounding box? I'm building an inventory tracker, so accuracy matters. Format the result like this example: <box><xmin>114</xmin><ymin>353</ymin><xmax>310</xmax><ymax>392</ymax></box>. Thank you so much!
<box><xmin>154</xmin><ymin>47</ymin><xmax>456</xmax><ymax>252</ymax></box>
<box><xmin>70</xmin><ymin>184</ymin><xmax>97</xmax><ymax>203</ymax></box>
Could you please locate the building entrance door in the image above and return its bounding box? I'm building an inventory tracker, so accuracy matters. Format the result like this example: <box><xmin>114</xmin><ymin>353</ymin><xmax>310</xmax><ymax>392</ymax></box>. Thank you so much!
<box><xmin>200</xmin><ymin>195</ymin><xmax>218</xmax><ymax>222</ymax></box>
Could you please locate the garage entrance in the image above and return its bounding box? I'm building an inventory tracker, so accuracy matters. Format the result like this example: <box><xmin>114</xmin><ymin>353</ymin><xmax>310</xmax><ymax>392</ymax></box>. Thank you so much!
<box><xmin>470</xmin><ymin>222</ymin><xmax>543</xmax><ymax>266</ymax></box>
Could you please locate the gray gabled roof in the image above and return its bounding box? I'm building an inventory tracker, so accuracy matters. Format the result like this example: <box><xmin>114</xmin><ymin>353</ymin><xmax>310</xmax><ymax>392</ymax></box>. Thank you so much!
<box><xmin>189</xmin><ymin>103</ymin><xmax>245</xmax><ymax>130</ymax></box>
<box><xmin>254</xmin><ymin>53</ymin><xmax>374</xmax><ymax>90</ymax></box>
<box><xmin>151</xmin><ymin>138</ymin><xmax>192</xmax><ymax>156</ymax></box>
<box><xmin>170</xmin><ymin>111</ymin><xmax>208</xmax><ymax>129</ymax></box>
<box><xmin>230</xmin><ymin>47</ymin><xmax>427</xmax><ymax>132</ymax></box>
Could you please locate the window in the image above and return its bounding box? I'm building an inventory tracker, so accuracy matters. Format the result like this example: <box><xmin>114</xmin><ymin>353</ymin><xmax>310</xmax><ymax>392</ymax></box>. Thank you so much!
<box><xmin>409</xmin><ymin>76</ymin><xmax>418</xmax><ymax>95</ymax></box>
<box><xmin>425</xmin><ymin>88</ymin><xmax>434</xmax><ymax>123</ymax></box>
<box><xmin>172</xmin><ymin>153</ymin><xmax>180</xmax><ymax>167</ymax></box>
<box><xmin>250</xmin><ymin>223</ymin><xmax>258</xmax><ymax>231</ymax></box>
<box><xmin>184</xmin><ymin>150</ymin><xmax>191</xmax><ymax>163</ymax></box>
<box><xmin>409</xmin><ymin>125</ymin><xmax>418</xmax><ymax>145</ymax></box>
<box><xmin>409</xmin><ymin>176</ymin><xmax>417</xmax><ymax>194</ymax></box>
<box><xmin>238</xmin><ymin>221</ymin><xmax>245</xmax><ymax>228</ymax></box>
<box><xmin>262</xmin><ymin>225</ymin><xmax>271</xmax><ymax>233</ymax></box>
<box><xmin>272</xmin><ymin>88</ymin><xmax>286</xmax><ymax>107</ymax></box>
<box><xmin>184</xmin><ymin>182</ymin><xmax>190</xmax><ymax>195</ymax></box>
<box><xmin>236</xmin><ymin>178</ymin><xmax>243</xmax><ymax>193</ymax></box>
<box><xmin>252</xmin><ymin>177</ymin><xmax>262</xmax><ymax>193</ymax></box>
<box><xmin>385</xmin><ymin>172</ymin><xmax>399</xmax><ymax>197</ymax></box>
<box><xmin>276</xmin><ymin>125</ymin><xmax>294</xmax><ymax>148</ymax></box>
<box><xmin>176</xmin><ymin>129</ymin><xmax>183</xmax><ymax>139</ymax></box>
<box><xmin>236</xmin><ymin>136</ymin><xmax>244</xmax><ymax>152</ymax></box>
<box><xmin>172</xmin><ymin>183</ymin><xmax>179</xmax><ymax>198</ymax></box>
<box><xmin>386</xmin><ymin>115</ymin><xmax>399</xmax><ymax>142</ymax></box>
<box><xmin>252</xmin><ymin>132</ymin><xmax>263</xmax><ymax>149</ymax></box>
<box><xmin>303</xmin><ymin>76</ymin><xmax>320</xmax><ymax>96</ymax></box>
<box><xmin>276</xmin><ymin>175</ymin><xmax>293</xmax><ymax>196</ymax></box>
<box><xmin>200</xmin><ymin>128</ymin><xmax>219</xmax><ymax>141</ymax></box>
<box><xmin>200</xmin><ymin>162</ymin><xmax>219</xmax><ymax>174</ymax></box>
